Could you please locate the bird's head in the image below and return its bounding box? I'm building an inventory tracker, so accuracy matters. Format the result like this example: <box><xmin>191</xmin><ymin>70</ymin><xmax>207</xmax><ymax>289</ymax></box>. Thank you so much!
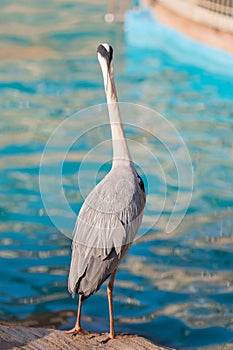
<box><xmin>97</xmin><ymin>43</ymin><xmax>114</xmax><ymax>91</ymax></box>
<box><xmin>97</xmin><ymin>43</ymin><xmax>113</xmax><ymax>70</ymax></box>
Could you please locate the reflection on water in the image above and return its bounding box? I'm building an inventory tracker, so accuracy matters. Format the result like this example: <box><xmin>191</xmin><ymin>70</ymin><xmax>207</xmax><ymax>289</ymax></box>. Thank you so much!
<box><xmin>0</xmin><ymin>1</ymin><xmax>233</xmax><ymax>349</ymax></box>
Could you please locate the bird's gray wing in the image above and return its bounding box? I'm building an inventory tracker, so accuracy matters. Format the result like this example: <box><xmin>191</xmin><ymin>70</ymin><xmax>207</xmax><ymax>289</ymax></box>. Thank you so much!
<box><xmin>68</xmin><ymin>170</ymin><xmax>145</xmax><ymax>298</ymax></box>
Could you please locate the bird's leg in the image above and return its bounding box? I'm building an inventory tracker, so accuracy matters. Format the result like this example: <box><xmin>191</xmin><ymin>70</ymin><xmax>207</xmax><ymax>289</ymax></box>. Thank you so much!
<box><xmin>101</xmin><ymin>269</ymin><xmax>137</xmax><ymax>343</ymax></box>
<box><xmin>108</xmin><ymin>268</ymin><xmax>117</xmax><ymax>339</ymax></box>
<box><xmin>101</xmin><ymin>269</ymin><xmax>117</xmax><ymax>343</ymax></box>
<box><xmin>65</xmin><ymin>295</ymin><xmax>89</xmax><ymax>336</ymax></box>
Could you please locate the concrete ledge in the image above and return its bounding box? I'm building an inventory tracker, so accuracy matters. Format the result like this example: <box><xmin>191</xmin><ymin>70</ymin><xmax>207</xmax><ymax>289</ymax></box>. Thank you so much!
<box><xmin>0</xmin><ymin>324</ymin><xmax>170</xmax><ymax>350</ymax></box>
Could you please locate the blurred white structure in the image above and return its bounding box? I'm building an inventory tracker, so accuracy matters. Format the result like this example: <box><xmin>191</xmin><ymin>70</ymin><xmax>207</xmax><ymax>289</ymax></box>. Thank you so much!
<box><xmin>158</xmin><ymin>0</ymin><xmax>233</xmax><ymax>33</ymax></box>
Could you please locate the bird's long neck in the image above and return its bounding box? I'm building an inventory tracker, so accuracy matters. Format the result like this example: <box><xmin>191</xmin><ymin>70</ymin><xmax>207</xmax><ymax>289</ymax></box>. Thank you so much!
<box><xmin>104</xmin><ymin>68</ymin><xmax>132</xmax><ymax>168</ymax></box>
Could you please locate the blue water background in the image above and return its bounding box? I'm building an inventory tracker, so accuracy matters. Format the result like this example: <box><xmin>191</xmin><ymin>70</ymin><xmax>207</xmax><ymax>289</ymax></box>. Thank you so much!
<box><xmin>0</xmin><ymin>2</ymin><xmax>233</xmax><ymax>349</ymax></box>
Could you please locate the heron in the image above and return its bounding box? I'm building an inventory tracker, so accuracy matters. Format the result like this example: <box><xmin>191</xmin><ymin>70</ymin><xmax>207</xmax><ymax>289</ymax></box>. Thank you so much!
<box><xmin>66</xmin><ymin>43</ymin><xmax>146</xmax><ymax>342</ymax></box>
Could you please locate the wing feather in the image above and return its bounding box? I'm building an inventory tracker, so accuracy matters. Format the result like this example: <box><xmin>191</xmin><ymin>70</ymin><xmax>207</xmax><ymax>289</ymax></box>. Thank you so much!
<box><xmin>68</xmin><ymin>167</ymin><xmax>145</xmax><ymax>298</ymax></box>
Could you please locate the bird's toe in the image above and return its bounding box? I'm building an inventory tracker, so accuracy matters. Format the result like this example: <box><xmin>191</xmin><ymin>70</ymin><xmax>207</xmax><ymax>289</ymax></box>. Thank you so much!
<box><xmin>65</xmin><ymin>327</ymin><xmax>89</xmax><ymax>336</ymax></box>
<box><xmin>87</xmin><ymin>332</ymin><xmax>102</xmax><ymax>339</ymax></box>
<box><xmin>99</xmin><ymin>333</ymin><xmax>114</xmax><ymax>344</ymax></box>
<box><xmin>100</xmin><ymin>333</ymin><xmax>137</xmax><ymax>343</ymax></box>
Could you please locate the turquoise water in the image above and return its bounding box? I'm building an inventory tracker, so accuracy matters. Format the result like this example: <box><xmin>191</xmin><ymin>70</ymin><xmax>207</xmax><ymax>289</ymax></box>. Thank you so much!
<box><xmin>0</xmin><ymin>1</ymin><xmax>233</xmax><ymax>349</ymax></box>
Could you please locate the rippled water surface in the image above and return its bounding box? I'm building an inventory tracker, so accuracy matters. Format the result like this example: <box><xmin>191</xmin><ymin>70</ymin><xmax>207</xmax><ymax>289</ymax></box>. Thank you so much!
<box><xmin>0</xmin><ymin>1</ymin><xmax>233</xmax><ymax>349</ymax></box>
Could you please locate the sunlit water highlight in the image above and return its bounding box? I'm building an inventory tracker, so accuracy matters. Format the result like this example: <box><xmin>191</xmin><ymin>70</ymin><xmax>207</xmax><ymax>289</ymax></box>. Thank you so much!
<box><xmin>0</xmin><ymin>1</ymin><xmax>233</xmax><ymax>349</ymax></box>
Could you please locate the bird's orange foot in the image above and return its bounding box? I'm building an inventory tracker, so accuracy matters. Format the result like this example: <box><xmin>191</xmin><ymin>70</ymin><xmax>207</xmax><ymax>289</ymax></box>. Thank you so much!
<box><xmin>65</xmin><ymin>326</ymin><xmax>89</xmax><ymax>336</ymax></box>
<box><xmin>100</xmin><ymin>334</ymin><xmax>114</xmax><ymax>344</ymax></box>
<box><xmin>100</xmin><ymin>332</ymin><xmax>136</xmax><ymax>344</ymax></box>
<box><xmin>87</xmin><ymin>332</ymin><xmax>102</xmax><ymax>339</ymax></box>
